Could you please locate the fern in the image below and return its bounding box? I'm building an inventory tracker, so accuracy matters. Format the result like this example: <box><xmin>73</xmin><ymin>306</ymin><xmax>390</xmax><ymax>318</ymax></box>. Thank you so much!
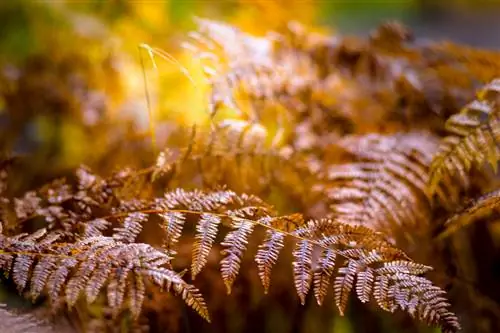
<box><xmin>187</xmin><ymin>19</ymin><xmax>500</xmax><ymax>143</ymax></box>
<box><xmin>316</xmin><ymin>132</ymin><xmax>456</xmax><ymax>237</ymax></box>
<box><xmin>1</xmin><ymin>178</ymin><xmax>460</xmax><ymax>332</ymax></box>
<box><xmin>156</xmin><ymin>121</ymin><xmax>318</xmax><ymax>208</ymax></box>
<box><xmin>429</xmin><ymin>78</ymin><xmax>500</xmax><ymax>194</ymax></box>
<box><xmin>0</xmin><ymin>227</ymin><xmax>209</xmax><ymax>321</ymax></box>
<box><xmin>438</xmin><ymin>189</ymin><xmax>500</xmax><ymax>238</ymax></box>
<box><xmin>9</xmin><ymin>16</ymin><xmax>500</xmax><ymax>333</ymax></box>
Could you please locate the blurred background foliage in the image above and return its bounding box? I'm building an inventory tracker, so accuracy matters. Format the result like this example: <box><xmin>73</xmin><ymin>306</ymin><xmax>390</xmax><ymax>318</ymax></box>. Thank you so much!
<box><xmin>1</xmin><ymin>1</ymin><xmax>500</xmax><ymax>332</ymax></box>
<box><xmin>1</xmin><ymin>0</ymin><xmax>500</xmax><ymax>183</ymax></box>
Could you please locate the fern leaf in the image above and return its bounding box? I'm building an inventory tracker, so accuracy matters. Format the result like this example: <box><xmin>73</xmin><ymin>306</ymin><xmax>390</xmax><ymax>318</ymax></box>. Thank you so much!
<box><xmin>30</xmin><ymin>255</ymin><xmax>57</xmax><ymax>301</ymax></box>
<box><xmin>149</xmin><ymin>267</ymin><xmax>210</xmax><ymax>322</ymax></box>
<box><xmin>374</xmin><ymin>274</ymin><xmax>394</xmax><ymax>312</ymax></box>
<box><xmin>159</xmin><ymin>211</ymin><xmax>186</xmax><ymax>255</ymax></box>
<box><xmin>377</xmin><ymin>261</ymin><xmax>432</xmax><ymax>276</ymax></box>
<box><xmin>429</xmin><ymin>78</ymin><xmax>500</xmax><ymax>194</ymax></box>
<box><xmin>322</xmin><ymin>133</ymin><xmax>440</xmax><ymax>235</ymax></box>
<box><xmin>192</xmin><ymin>213</ymin><xmax>221</xmax><ymax>279</ymax></box>
<box><xmin>334</xmin><ymin>261</ymin><xmax>357</xmax><ymax>315</ymax></box>
<box><xmin>85</xmin><ymin>260</ymin><xmax>111</xmax><ymax>303</ymax></box>
<box><xmin>255</xmin><ymin>229</ymin><xmax>285</xmax><ymax>294</ymax></box>
<box><xmin>313</xmin><ymin>248</ymin><xmax>336</xmax><ymax>305</ymax></box>
<box><xmin>162</xmin><ymin>188</ymin><xmax>237</xmax><ymax>211</ymax></box>
<box><xmin>355</xmin><ymin>268</ymin><xmax>374</xmax><ymax>303</ymax></box>
<box><xmin>113</xmin><ymin>212</ymin><xmax>147</xmax><ymax>243</ymax></box>
<box><xmin>12</xmin><ymin>254</ymin><xmax>35</xmax><ymax>292</ymax></box>
<box><xmin>107</xmin><ymin>271</ymin><xmax>125</xmax><ymax>317</ymax></box>
<box><xmin>47</xmin><ymin>258</ymin><xmax>78</xmax><ymax>308</ymax></box>
<box><xmin>128</xmin><ymin>273</ymin><xmax>146</xmax><ymax>319</ymax></box>
<box><xmin>0</xmin><ymin>230</ymin><xmax>209</xmax><ymax>322</ymax></box>
<box><xmin>65</xmin><ymin>254</ymin><xmax>98</xmax><ymax>307</ymax></box>
<box><xmin>82</xmin><ymin>218</ymin><xmax>110</xmax><ymax>238</ymax></box>
<box><xmin>220</xmin><ymin>218</ymin><xmax>254</xmax><ymax>294</ymax></box>
<box><xmin>292</xmin><ymin>239</ymin><xmax>313</xmax><ymax>305</ymax></box>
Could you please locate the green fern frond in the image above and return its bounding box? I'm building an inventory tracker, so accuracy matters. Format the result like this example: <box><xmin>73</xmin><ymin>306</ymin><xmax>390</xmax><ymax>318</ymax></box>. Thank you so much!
<box><xmin>1</xmin><ymin>159</ymin><xmax>461</xmax><ymax>333</ymax></box>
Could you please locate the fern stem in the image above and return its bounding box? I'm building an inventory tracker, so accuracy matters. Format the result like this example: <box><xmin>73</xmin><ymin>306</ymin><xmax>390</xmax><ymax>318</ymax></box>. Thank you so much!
<box><xmin>97</xmin><ymin>208</ymin><xmax>407</xmax><ymax>262</ymax></box>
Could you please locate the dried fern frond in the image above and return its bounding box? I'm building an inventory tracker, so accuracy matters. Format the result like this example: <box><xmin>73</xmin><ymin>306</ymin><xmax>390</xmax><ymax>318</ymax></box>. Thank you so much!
<box><xmin>429</xmin><ymin>79</ymin><xmax>500</xmax><ymax>194</ymax></box>
<box><xmin>188</xmin><ymin>19</ymin><xmax>500</xmax><ymax>143</ymax></box>
<box><xmin>316</xmin><ymin>132</ymin><xmax>450</xmax><ymax>237</ymax></box>
<box><xmin>0</xmin><ymin>228</ymin><xmax>210</xmax><ymax>322</ymax></box>
<box><xmin>439</xmin><ymin>189</ymin><xmax>500</xmax><ymax>239</ymax></box>
<box><xmin>185</xmin><ymin>18</ymin><xmax>366</xmax><ymax>138</ymax></box>
<box><xmin>87</xmin><ymin>185</ymin><xmax>459</xmax><ymax>332</ymax></box>
<box><xmin>4</xmin><ymin>165</ymin><xmax>144</xmax><ymax>240</ymax></box>
<box><xmin>156</xmin><ymin>121</ymin><xmax>318</xmax><ymax>202</ymax></box>
<box><xmin>145</xmin><ymin>196</ymin><xmax>459</xmax><ymax>332</ymax></box>
<box><xmin>1</xmin><ymin>160</ymin><xmax>460</xmax><ymax>333</ymax></box>
<box><xmin>291</xmin><ymin>220</ymin><xmax>459</xmax><ymax>332</ymax></box>
<box><xmin>185</xmin><ymin>17</ymin><xmax>272</xmax><ymax>75</ymax></box>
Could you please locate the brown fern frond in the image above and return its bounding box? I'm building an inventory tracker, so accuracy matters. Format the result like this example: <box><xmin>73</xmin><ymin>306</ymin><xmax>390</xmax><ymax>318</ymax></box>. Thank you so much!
<box><xmin>82</xmin><ymin>218</ymin><xmax>110</xmax><ymax>238</ymax></box>
<box><xmin>439</xmin><ymin>189</ymin><xmax>500</xmax><ymax>238</ymax></box>
<box><xmin>180</xmin><ymin>206</ymin><xmax>459</xmax><ymax>332</ymax></box>
<box><xmin>290</xmin><ymin>219</ymin><xmax>458</xmax><ymax>332</ymax></box>
<box><xmin>157</xmin><ymin>121</ymin><xmax>318</xmax><ymax>205</ymax></box>
<box><xmin>159</xmin><ymin>211</ymin><xmax>185</xmax><ymax>255</ymax></box>
<box><xmin>111</xmin><ymin>184</ymin><xmax>458</xmax><ymax>332</ymax></box>
<box><xmin>2</xmin><ymin>173</ymin><xmax>460</xmax><ymax>333</ymax></box>
<box><xmin>220</xmin><ymin>218</ymin><xmax>255</xmax><ymax>294</ymax></box>
<box><xmin>254</xmin><ymin>229</ymin><xmax>285</xmax><ymax>294</ymax></box>
<box><xmin>429</xmin><ymin>78</ymin><xmax>500</xmax><ymax>194</ymax></box>
<box><xmin>316</xmin><ymin>132</ymin><xmax>446</xmax><ymax>237</ymax></box>
<box><xmin>313</xmin><ymin>247</ymin><xmax>336</xmax><ymax>305</ymax></box>
<box><xmin>192</xmin><ymin>213</ymin><xmax>221</xmax><ymax>279</ymax></box>
<box><xmin>334</xmin><ymin>260</ymin><xmax>357</xmax><ymax>315</ymax></box>
<box><xmin>112</xmin><ymin>212</ymin><xmax>148</xmax><ymax>243</ymax></box>
<box><xmin>292</xmin><ymin>239</ymin><xmax>314</xmax><ymax>305</ymax></box>
<box><xmin>0</xmin><ymin>229</ymin><xmax>210</xmax><ymax>322</ymax></box>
